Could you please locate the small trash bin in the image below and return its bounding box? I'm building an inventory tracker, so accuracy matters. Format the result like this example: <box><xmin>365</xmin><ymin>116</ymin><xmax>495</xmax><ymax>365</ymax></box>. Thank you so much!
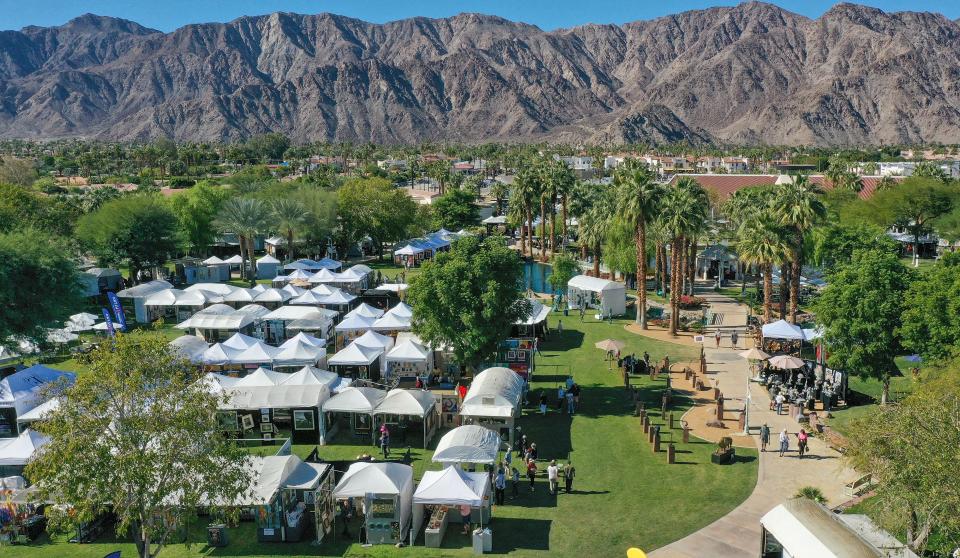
<box><xmin>472</xmin><ymin>528</ymin><xmax>485</xmax><ymax>554</ymax></box>
<box><xmin>481</xmin><ymin>528</ymin><xmax>492</xmax><ymax>552</ymax></box>
<box><xmin>207</xmin><ymin>524</ymin><xmax>228</xmax><ymax>547</ymax></box>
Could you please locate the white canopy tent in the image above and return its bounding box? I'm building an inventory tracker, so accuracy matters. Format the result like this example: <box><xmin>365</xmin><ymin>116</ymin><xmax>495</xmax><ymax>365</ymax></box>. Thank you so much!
<box><xmin>0</xmin><ymin>365</ymin><xmax>75</xmax><ymax>417</ymax></box>
<box><xmin>386</xmin><ymin>302</ymin><xmax>413</xmax><ymax>319</ymax></box>
<box><xmin>762</xmin><ymin>319</ymin><xmax>805</xmax><ymax>341</ymax></box>
<box><xmin>432</xmin><ymin>425</ymin><xmax>502</xmax><ymax>465</ymax></box>
<box><xmin>16</xmin><ymin>398</ymin><xmax>60</xmax><ymax>425</ymax></box>
<box><xmin>185</xmin><ymin>283</ymin><xmax>237</xmax><ymax>296</ymax></box>
<box><xmin>567</xmin><ymin>275</ymin><xmax>627</xmax><ymax>317</ymax></box>
<box><xmin>335</xmin><ymin>315</ymin><xmax>376</xmax><ymax>347</ymax></box>
<box><xmin>116</xmin><ymin>279</ymin><xmax>174</xmax><ymax>322</ymax></box>
<box><xmin>0</xmin><ymin>429</ymin><xmax>49</xmax><ymax>466</ymax></box>
<box><xmin>345</xmin><ymin>303</ymin><xmax>385</xmax><ymax>320</ymax></box>
<box><xmin>385</xmin><ymin>340</ymin><xmax>433</xmax><ymax>380</ymax></box>
<box><xmin>411</xmin><ymin>465</ymin><xmax>491</xmax><ymax>546</ymax></box>
<box><xmin>320</xmin><ymin>386</ymin><xmax>386</xmax><ymax>444</ymax></box>
<box><xmin>371</xmin><ymin>312</ymin><xmax>411</xmax><ymax>332</ymax></box>
<box><xmin>168</xmin><ymin>335</ymin><xmax>210</xmax><ymax>363</ymax></box>
<box><xmin>332</xmin><ymin>462</ymin><xmax>414</xmax><ymax>544</ymax></box>
<box><xmin>373</xmin><ymin>389</ymin><xmax>438</xmax><ymax>448</ymax></box>
<box><xmin>316</xmin><ymin>257</ymin><xmax>342</xmax><ymax>271</ymax></box>
<box><xmin>274</xmin><ymin>339</ymin><xmax>327</xmax><ymax>369</ymax></box>
<box><xmin>760</xmin><ymin>498</ymin><xmax>895</xmax><ymax>558</ymax></box>
<box><xmin>242</xmin><ymin>455</ymin><xmax>329</xmax><ymax>506</ymax></box>
<box><xmin>459</xmin><ymin>367</ymin><xmax>524</xmax><ymax>445</ymax></box>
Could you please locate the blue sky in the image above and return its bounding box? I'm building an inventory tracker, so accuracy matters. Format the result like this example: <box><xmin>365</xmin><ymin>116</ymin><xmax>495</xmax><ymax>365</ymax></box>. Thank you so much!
<box><xmin>1</xmin><ymin>0</ymin><xmax>957</xmax><ymax>32</ymax></box>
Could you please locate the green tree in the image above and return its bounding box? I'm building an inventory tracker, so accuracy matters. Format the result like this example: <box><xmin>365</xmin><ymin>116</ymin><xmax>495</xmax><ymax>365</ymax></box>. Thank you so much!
<box><xmin>616</xmin><ymin>163</ymin><xmax>661</xmax><ymax>327</ymax></box>
<box><xmin>812</xmin><ymin>249</ymin><xmax>912</xmax><ymax>404</ymax></box>
<box><xmin>773</xmin><ymin>175</ymin><xmax>825</xmax><ymax>323</ymax></box>
<box><xmin>0</xmin><ymin>156</ymin><xmax>37</xmax><ymax>187</ymax></box>
<box><xmin>27</xmin><ymin>331</ymin><xmax>252</xmax><ymax>558</ymax></box>
<box><xmin>214</xmin><ymin>197</ymin><xmax>269</xmax><ymax>283</ymax></box>
<box><xmin>247</xmin><ymin>133</ymin><xmax>291</xmax><ymax>162</ymax></box>
<box><xmin>547</xmin><ymin>253</ymin><xmax>578</xmax><ymax>301</ymax></box>
<box><xmin>735</xmin><ymin>217</ymin><xmax>791</xmax><ymax>324</ymax></box>
<box><xmin>844</xmin><ymin>368</ymin><xmax>960</xmax><ymax>553</ymax></box>
<box><xmin>271</xmin><ymin>198</ymin><xmax>310</xmax><ymax>262</ymax></box>
<box><xmin>899</xmin><ymin>254</ymin><xmax>960</xmax><ymax>362</ymax></box>
<box><xmin>76</xmin><ymin>195</ymin><xmax>178</xmax><ymax>279</ymax></box>
<box><xmin>337</xmin><ymin>178</ymin><xmax>418</xmax><ymax>260</ymax></box>
<box><xmin>866</xmin><ymin>177</ymin><xmax>957</xmax><ymax>264</ymax></box>
<box><xmin>811</xmin><ymin>223</ymin><xmax>899</xmax><ymax>271</ymax></box>
<box><xmin>408</xmin><ymin>236</ymin><xmax>530</xmax><ymax>371</ymax></box>
<box><xmin>912</xmin><ymin>161</ymin><xmax>950</xmax><ymax>183</ymax></box>
<box><xmin>489</xmin><ymin>182</ymin><xmax>509</xmax><ymax>217</ymax></box>
<box><xmin>0</xmin><ymin>182</ymin><xmax>78</xmax><ymax>237</ymax></box>
<box><xmin>431</xmin><ymin>188</ymin><xmax>479</xmax><ymax>231</ymax></box>
<box><xmin>0</xmin><ymin>228</ymin><xmax>81</xmax><ymax>345</ymax></box>
<box><xmin>170</xmin><ymin>182</ymin><xmax>230</xmax><ymax>256</ymax></box>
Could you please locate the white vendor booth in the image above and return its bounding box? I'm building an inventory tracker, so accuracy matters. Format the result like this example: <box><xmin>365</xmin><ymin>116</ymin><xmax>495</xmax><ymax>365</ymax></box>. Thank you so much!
<box><xmin>385</xmin><ymin>340</ymin><xmax>433</xmax><ymax>382</ymax></box>
<box><xmin>0</xmin><ymin>365</ymin><xmax>75</xmax><ymax>438</ymax></box>
<box><xmin>320</xmin><ymin>386</ymin><xmax>386</xmax><ymax>444</ymax></box>
<box><xmin>412</xmin><ymin>465</ymin><xmax>492</xmax><ymax>548</ymax></box>
<box><xmin>458</xmin><ymin>367</ymin><xmax>524</xmax><ymax>446</ymax></box>
<box><xmin>333</xmin><ymin>462</ymin><xmax>414</xmax><ymax>546</ymax></box>
<box><xmin>432</xmin><ymin>425</ymin><xmax>502</xmax><ymax>466</ymax></box>
<box><xmin>0</xmin><ymin>429</ymin><xmax>49</xmax><ymax>476</ymax></box>
<box><xmin>567</xmin><ymin>275</ymin><xmax>627</xmax><ymax>317</ymax></box>
<box><xmin>373</xmin><ymin>389</ymin><xmax>439</xmax><ymax>448</ymax></box>
<box><xmin>760</xmin><ymin>498</ymin><xmax>917</xmax><ymax>558</ymax></box>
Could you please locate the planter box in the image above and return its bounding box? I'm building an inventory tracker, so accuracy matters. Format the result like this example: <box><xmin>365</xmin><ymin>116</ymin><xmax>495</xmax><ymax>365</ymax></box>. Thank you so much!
<box><xmin>710</xmin><ymin>449</ymin><xmax>736</xmax><ymax>465</ymax></box>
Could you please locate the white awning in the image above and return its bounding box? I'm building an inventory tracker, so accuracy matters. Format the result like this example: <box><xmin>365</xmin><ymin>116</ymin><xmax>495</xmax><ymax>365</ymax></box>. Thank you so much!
<box><xmin>333</xmin><ymin>461</ymin><xmax>413</xmax><ymax>498</ymax></box>
<box><xmin>218</xmin><ymin>383</ymin><xmax>330</xmax><ymax>411</ymax></box>
<box><xmin>322</xmin><ymin>386</ymin><xmax>386</xmax><ymax>413</ymax></box>
<box><xmin>328</xmin><ymin>343</ymin><xmax>382</xmax><ymax>366</ymax></box>
<box><xmin>345</xmin><ymin>303</ymin><xmax>385</xmax><ymax>319</ymax></box>
<box><xmin>432</xmin><ymin>425</ymin><xmax>502</xmax><ymax>465</ymax></box>
<box><xmin>0</xmin><ymin>429</ymin><xmax>49</xmax><ymax>466</ymax></box>
<box><xmin>335</xmin><ymin>315</ymin><xmax>376</xmax><ymax>332</ymax></box>
<box><xmin>374</xmin><ymin>389</ymin><xmax>436</xmax><ymax>417</ymax></box>
<box><xmin>762</xmin><ymin>319</ymin><xmax>805</xmax><ymax>341</ymax></box>
<box><xmin>760</xmin><ymin>498</ymin><xmax>885</xmax><ymax>558</ymax></box>
<box><xmin>386</xmin><ymin>340</ymin><xmax>430</xmax><ymax>363</ymax></box>
<box><xmin>413</xmin><ymin>466</ymin><xmax>488</xmax><ymax>507</ymax></box>
<box><xmin>0</xmin><ymin>365</ymin><xmax>76</xmax><ymax>416</ymax></box>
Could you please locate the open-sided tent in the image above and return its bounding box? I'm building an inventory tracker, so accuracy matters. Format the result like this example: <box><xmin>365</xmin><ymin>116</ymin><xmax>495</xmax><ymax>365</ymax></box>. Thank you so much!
<box><xmin>308</xmin><ymin>268</ymin><xmax>339</xmax><ymax>284</ymax></box>
<box><xmin>175</xmin><ymin>304</ymin><xmax>268</xmax><ymax>341</ymax></box>
<box><xmin>256</xmin><ymin>254</ymin><xmax>281</xmax><ymax>279</ymax></box>
<box><xmin>320</xmin><ymin>386</ymin><xmax>386</xmax><ymax>443</ymax></box>
<box><xmin>328</xmin><ymin>342</ymin><xmax>384</xmax><ymax>381</ymax></box>
<box><xmin>202</xmin><ymin>256</ymin><xmax>232</xmax><ymax>281</ymax></box>
<box><xmin>567</xmin><ymin>275</ymin><xmax>627</xmax><ymax>317</ymax></box>
<box><xmin>459</xmin><ymin>367</ymin><xmax>524</xmax><ymax>445</ymax></box>
<box><xmin>116</xmin><ymin>279</ymin><xmax>174</xmax><ymax>322</ymax></box>
<box><xmin>274</xmin><ymin>338</ymin><xmax>327</xmax><ymax>370</ymax></box>
<box><xmin>335</xmin><ymin>315</ymin><xmax>376</xmax><ymax>347</ymax></box>
<box><xmin>432</xmin><ymin>425</ymin><xmax>502</xmax><ymax>465</ymax></box>
<box><xmin>282</xmin><ymin>366</ymin><xmax>340</xmax><ymax>389</ymax></box>
<box><xmin>0</xmin><ymin>366</ymin><xmax>75</xmax><ymax>429</ymax></box>
<box><xmin>760</xmin><ymin>498</ymin><xmax>897</xmax><ymax>558</ymax></box>
<box><xmin>253</xmin><ymin>288</ymin><xmax>294</xmax><ymax>309</ymax></box>
<box><xmin>316</xmin><ymin>257</ymin><xmax>341</xmax><ymax>270</ymax></box>
<box><xmin>386</xmin><ymin>302</ymin><xmax>413</xmax><ymax>319</ymax></box>
<box><xmin>232</xmin><ymin>367</ymin><xmax>288</xmax><ymax>387</ymax></box>
<box><xmin>333</xmin><ymin>462</ymin><xmax>414</xmax><ymax>545</ymax></box>
<box><xmin>0</xmin><ymin>429</ymin><xmax>48</xmax><ymax>467</ymax></box>
<box><xmin>185</xmin><ymin>283</ymin><xmax>237</xmax><ymax>296</ymax></box>
<box><xmin>762</xmin><ymin>319</ymin><xmax>805</xmax><ymax>341</ymax></box>
<box><xmin>411</xmin><ymin>465</ymin><xmax>491</xmax><ymax>545</ymax></box>
<box><xmin>374</xmin><ymin>389</ymin><xmax>438</xmax><ymax>447</ymax></box>
<box><xmin>371</xmin><ymin>312</ymin><xmax>411</xmax><ymax>333</ymax></box>
<box><xmin>385</xmin><ymin>340</ymin><xmax>433</xmax><ymax>380</ymax></box>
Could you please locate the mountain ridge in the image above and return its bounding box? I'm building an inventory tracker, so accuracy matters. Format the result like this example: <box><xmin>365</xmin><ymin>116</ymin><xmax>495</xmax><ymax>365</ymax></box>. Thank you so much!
<box><xmin>1</xmin><ymin>2</ymin><xmax>959</xmax><ymax>145</ymax></box>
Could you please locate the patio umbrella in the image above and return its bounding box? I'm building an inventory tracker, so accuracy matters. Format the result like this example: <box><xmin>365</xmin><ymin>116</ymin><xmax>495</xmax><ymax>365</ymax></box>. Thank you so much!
<box><xmin>69</xmin><ymin>312</ymin><xmax>99</xmax><ymax>326</ymax></box>
<box><xmin>768</xmin><ymin>354</ymin><xmax>805</xmax><ymax>370</ymax></box>
<box><xmin>594</xmin><ymin>339</ymin><xmax>626</xmax><ymax>352</ymax></box>
<box><xmin>738</xmin><ymin>348</ymin><xmax>770</xmax><ymax>361</ymax></box>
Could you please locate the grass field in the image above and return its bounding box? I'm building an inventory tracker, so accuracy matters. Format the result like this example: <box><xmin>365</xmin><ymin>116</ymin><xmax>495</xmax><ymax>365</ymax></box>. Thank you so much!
<box><xmin>6</xmin><ymin>312</ymin><xmax>758</xmax><ymax>558</ymax></box>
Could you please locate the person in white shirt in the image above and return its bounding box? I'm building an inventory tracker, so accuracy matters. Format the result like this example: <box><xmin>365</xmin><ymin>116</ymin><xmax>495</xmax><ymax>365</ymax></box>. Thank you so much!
<box><xmin>778</xmin><ymin>429</ymin><xmax>790</xmax><ymax>457</ymax></box>
<box><xmin>775</xmin><ymin>392</ymin><xmax>786</xmax><ymax>415</ymax></box>
<box><xmin>546</xmin><ymin>460</ymin><xmax>559</xmax><ymax>495</ymax></box>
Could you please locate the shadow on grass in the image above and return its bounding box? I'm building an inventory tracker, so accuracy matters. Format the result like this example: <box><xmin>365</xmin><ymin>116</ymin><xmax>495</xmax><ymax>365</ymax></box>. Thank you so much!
<box><xmin>491</xmin><ymin>517</ymin><xmax>552</xmax><ymax>553</ymax></box>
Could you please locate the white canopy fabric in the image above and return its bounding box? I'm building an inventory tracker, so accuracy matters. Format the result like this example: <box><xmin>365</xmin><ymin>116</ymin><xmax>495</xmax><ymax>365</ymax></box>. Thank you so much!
<box><xmin>16</xmin><ymin>398</ymin><xmax>60</xmax><ymax>423</ymax></box>
<box><xmin>386</xmin><ymin>340</ymin><xmax>430</xmax><ymax>363</ymax></box>
<box><xmin>223</xmin><ymin>288</ymin><xmax>257</xmax><ymax>304</ymax></box>
<box><xmin>460</xmin><ymin>367</ymin><xmax>524</xmax><ymax>419</ymax></box>
<box><xmin>116</xmin><ymin>279</ymin><xmax>173</xmax><ymax>298</ymax></box>
<box><xmin>290</xmin><ymin>291</ymin><xmax>328</xmax><ymax>305</ymax></box>
<box><xmin>321</xmin><ymin>289</ymin><xmax>356</xmax><ymax>305</ymax></box>
<box><xmin>274</xmin><ymin>339</ymin><xmax>326</xmax><ymax>367</ymax></box>
<box><xmin>345</xmin><ymin>303</ymin><xmax>385</xmax><ymax>319</ymax></box>
<box><xmin>374</xmin><ymin>389</ymin><xmax>436</xmax><ymax>417</ymax></box>
<box><xmin>0</xmin><ymin>429</ymin><xmax>49</xmax><ymax>466</ymax></box>
<box><xmin>355</xmin><ymin>330</ymin><xmax>395</xmax><ymax>352</ymax></box>
<box><xmin>317</xmin><ymin>257</ymin><xmax>342</xmax><ymax>270</ymax></box>
<box><xmin>233</xmin><ymin>367</ymin><xmax>287</xmax><ymax>387</ymax></box>
<box><xmin>516</xmin><ymin>297</ymin><xmax>550</xmax><ymax>326</ymax></box>
<box><xmin>168</xmin><ymin>335</ymin><xmax>210</xmax><ymax>363</ymax></box>
<box><xmin>328</xmin><ymin>342</ymin><xmax>382</xmax><ymax>366</ymax></box>
<box><xmin>803</xmin><ymin>327</ymin><xmax>824</xmax><ymax>342</ymax></box>
<box><xmin>254</xmin><ymin>288</ymin><xmax>294</xmax><ymax>304</ymax></box>
<box><xmin>281</xmin><ymin>284</ymin><xmax>306</xmax><ymax>297</ymax></box>
<box><xmin>222</xmin><ymin>332</ymin><xmax>262</xmax><ymax>350</ymax></box>
<box><xmin>281</xmin><ymin>332</ymin><xmax>326</xmax><ymax>349</ymax></box>
<box><xmin>286</xmin><ymin>269</ymin><xmax>312</xmax><ymax>281</ymax></box>
<box><xmin>386</xmin><ymin>302</ymin><xmax>413</xmax><ymax>319</ymax></box>
<box><xmin>760</xmin><ymin>499</ymin><xmax>883</xmax><ymax>558</ymax></box>
<box><xmin>176</xmin><ymin>304</ymin><xmax>268</xmax><ymax>331</ymax></box>
<box><xmin>185</xmin><ymin>283</ymin><xmax>237</xmax><ymax>296</ymax></box>
<box><xmin>282</xmin><ymin>366</ymin><xmax>339</xmax><ymax>388</ymax></box>
<box><xmin>762</xmin><ymin>319</ymin><xmax>806</xmax><ymax>341</ymax></box>
<box><xmin>0</xmin><ymin>365</ymin><xmax>75</xmax><ymax>416</ymax></box>
<box><xmin>432</xmin><ymin>425</ymin><xmax>502</xmax><ymax>465</ymax></box>
<box><xmin>481</xmin><ymin>215</ymin><xmax>507</xmax><ymax>225</ymax></box>
<box><xmin>333</xmin><ymin>461</ymin><xmax>413</xmax><ymax>498</ymax></box>
<box><xmin>46</xmin><ymin>328</ymin><xmax>79</xmax><ymax>344</ymax></box>
<box><xmin>769</xmin><ymin>355</ymin><xmax>806</xmax><ymax>370</ymax></box>
<box><xmin>264</xmin><ymin>305</ymin><xmax>337</xmax><ymax>322</ymax></box>
<box><xmin>218</xmin><ymin>383</ymin><xmax>330</xmax><ymax>411</ymax></box>
<box><xmin>223</xmin><ymin>255</ymin><xmax>244</xmax><ymax>265</ymax></box>
<box><xmin>378</xmin><ymin>283</ymin><xmax>409</xmax><ymax>294</ymax></box>
<box><xmin>394</xmin><ymin>244</ymin><xmax>424</xmax><ymax>256</ymax></box>
<box><xmin>413</xmin><ymin>466</ymin><xmax>488</xmax><ymax>507</ymax></box>
<box><xmin>310</xmin><ymin>284</ymin><xmax>335</xmax><ymax>296</ymax></box>
<box><xmin>202</xmin><ymin>255</ymin><xmax>226</xmax><ymax>265</ymax></box>
<box><xmin>257</xmin><ymin>254</ymin><xmax>280</xmax><ymax>264</ymax></box>
<box><xmin>145</xmin><ymin>288</ymin><xmax>222</xmax><ymax>307</ymax></box>
<box><xmin>371</xmin><ymin>312</ymin><xmax>411</xmax><ymax>331</ymax></box>
<box><xmin>231</xmin><ymin>342</ymin><xmax>281</xmax><ymax>365</ymax></box>
<box><xmin>335</xmin><ymin>315</ymin><xmax>376</xmax><ymax>332</ymax></box>
<box><xmin>568</xmin><ymin>275</ymin><xmax>622</xmax><ymax>292</ymax></box>
<box><xmin>241</xmin><ymin>455</ymin><xmax>328</xmax><ymax>505</ymax></box>
<box><xmin>309</xmin><ymin>268</ymin><xmax>339</xmax><ymax>284</ymax></box>
<box><xmin>322</xmin><ymin>386</ymin><xmax>386</xmax><ymax>414</ymax></box>
<box><xmin>68</xmin><ymin>312</ymin><xmax>99</xmax><ymax>327</ymax></box>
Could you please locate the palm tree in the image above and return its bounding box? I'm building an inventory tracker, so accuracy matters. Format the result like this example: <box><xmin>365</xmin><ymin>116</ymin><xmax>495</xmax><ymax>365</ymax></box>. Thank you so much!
<box><xmin>512</xmin><ymin>165</ymin><xmax>539</xmax><ymax>258</ymax></box>
<box><xmin>271</xmin><ymin>198</ymin><xmax>310</xmax><ymax>263</ymax></box>
<box><xmin>489</xmin><ymin>182</ymin><xmax>509</xmax><ymax>216</ymax></box>
<box><xmin>215</xmin><ymin>198</ymin><xmax>269</xmax><ymax>286</ymax></box>
<box><xmin>547</xmin><ymin>161</ymin><xmax>575</xmax><ymax>254</ymax></box>
<box><xmin>660</xmin><ymin>179</ymin><xmax>702</xmax><ymax>335</ymax></box>
<box><xmin>735</xmin><ymin>218</ymin><xmax>791</xmax><ymax>324</ymax></box>
<box><xmin>579</xmin><ymin>204</ymin><xmax>610</xmax><ymax>277</ymax></box>
<box><xmin>615</xmin><ymin>162</ymin><xmax>661</xmax><ymax>328</ymax></box>
<box><xmin>773</xmin><ymin>174</ymin><xmax>825</xmax><ymax>323</ymax></box>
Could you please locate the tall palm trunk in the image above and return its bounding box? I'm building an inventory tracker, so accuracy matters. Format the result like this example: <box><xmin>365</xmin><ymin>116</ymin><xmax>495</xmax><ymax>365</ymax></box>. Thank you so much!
<box><xmin>659</xmin><ymin>244</ymin><xmax>668</xmax><ymax>296</ymax></box>
<box><xmin>592</xmin><ymin>243</ymin><xmax>601</xmax><ymax>276</ymax></box>
<box><xmin>247</xmin><ymin>236</ymin><xmax>258</xmax><ymax>286</ymax></box>
<box><xmin>635</xmin><ymin>222</ymin><xmax>647</xmax><ymax>327</ymax></box>
<box><xmin>669</xmin><ymin>238</ymin><xmax>681</xmax><ymax>336</ymax></box>
<box><xmin>549</xmin><ymin>194</ymin><xmax>557</xmax><ymax>259</ymax></box>
<box><xmin>789</xmin><ymin>231</ymin><xmax>803</xmax><ymax>323</ymax></box>
<box><xmin>238</xmin><ymin>235</ymin><xmax>248</xmax><ymax>280</ymax></box>
<box><xmin>763</xmin><ymin>264</ymin><xmax>774</xmax><ymax>324</ymax></box>
<box><xmin>539</xmin><ymin>196</ymin><xmax>548</xmax><ymax>263</ymax></box>
<box><xmin>740</xmin><ymin>262</ymin><xmax>748</xmax><ymax>296</ymax></box>
<box><xmin>561</xmin><ymin>196</ymin><xmax>568</xmax><ymax>249</ymax></box>
<box><xmin>525</xmin><ymin>209</ymin><xmax>533</xmax><ymax>258</ymax></box>
<box><xmin>653</xmin><ymin>242</ymin><xmax>662</xmax><ymax>296</ymax></box>
<box><xmin>519</xmin><ymin>213</ymin><xmax>527</xmax><ymax>256</ymax></box>
<box><xmin>286</xmin><ymin>229</ymin><xmax>295</xmax><ymax>262</ymax></box>
<box><xmin>778</xmin><ymin>263</ymin><xmax>789</xmax><ymax>319</ymax></box>
<box><xmin>686</xmin><ymin>238</ymin><xmax>696</xmax><ymax>295</ymax></box>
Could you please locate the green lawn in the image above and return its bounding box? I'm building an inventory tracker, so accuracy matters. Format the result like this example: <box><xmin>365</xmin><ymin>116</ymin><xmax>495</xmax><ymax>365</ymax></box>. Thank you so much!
<box><xmin>7</xmin><ymin>312</ymin><xmax>757</xmax><ymax>557</ymax></box>
<box><xmin>826</xmin><ymin>369</ymin><xmax>916</xmax><ymax>437</ymax></box>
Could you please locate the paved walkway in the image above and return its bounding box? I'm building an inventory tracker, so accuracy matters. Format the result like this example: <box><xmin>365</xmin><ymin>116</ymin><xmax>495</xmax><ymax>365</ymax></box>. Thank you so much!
<box><xmin>643</xmin><ymin>288</ymin><xmax>859</xmax><ymax>558</ymax></box>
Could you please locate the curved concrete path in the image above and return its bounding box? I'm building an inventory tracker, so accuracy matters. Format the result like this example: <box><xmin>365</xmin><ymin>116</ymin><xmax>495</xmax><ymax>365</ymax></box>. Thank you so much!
<box><xmin>647</xmin><ymin>289</ymin><xmax>859</xmax><ymax>558</ymax></box>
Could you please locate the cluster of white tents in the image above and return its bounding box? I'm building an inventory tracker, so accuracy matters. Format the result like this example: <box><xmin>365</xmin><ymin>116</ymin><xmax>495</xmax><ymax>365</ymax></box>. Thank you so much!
<box><xmin>273</xmin><ymin>263</ymin><xmax>374</xmax><ymax>293</ymax></box>
<box><xmin>0</xmin><ymin>365</ymin><xmax>74</xmax><ymax>470</ymax></box>
<box><xmin>394</xmin><ymin>229</ymin><xmax>470</xmax><ymax>266</ymax></box>
<box><xmin>321</xmin><ymin>386</ymin><xmax>438</xmax><ymax>446</ymax></box>
<box><xmin>187</xmin><ymin>332</ymin><xmax>328</xmax><ymax>370</ymax></box>
<box><xmin>761</xmin><ymin>320</ymin><xmax>823</xmax><ymax>343</ymax></box>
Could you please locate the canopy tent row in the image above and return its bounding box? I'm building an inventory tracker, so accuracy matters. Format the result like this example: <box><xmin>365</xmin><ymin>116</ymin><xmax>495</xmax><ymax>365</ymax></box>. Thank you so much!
<box><xmin>319</xmin><ymin>387</ymin><xmax>437</xmax><ymax>447</ymax></box>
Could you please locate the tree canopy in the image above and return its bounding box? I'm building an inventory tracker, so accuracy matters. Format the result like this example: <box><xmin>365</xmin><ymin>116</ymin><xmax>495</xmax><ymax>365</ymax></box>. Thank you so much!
<box><xmin>76</xmin><ymin>195</ymin><xmax>178</xmax><ymax>275</ymax></box>
<box><xmin>899</xmin><ymin>253</ymin><xmax>960</xmax><ymax>362</ymax></box>
<box><xmin>28</xmin><ymin>331</ymin><xmax>252</xmax><ymax>558</ymax></box>
<box><xmin>337</xmin><ymin>178</ymin><xmax>418</xmax><ymax>259</ymax></box>
<box><xmin>431</xmin><ymin>188</ymin><xmax>479</xmax><ymax>231</ymax></box>
<box><xmin>408</xmin><ymin>236</ymin><xmax>530</xmax><ymax>370</ymax></box>
<box><xmin>169</xmin><ymin>181</ymin><xmax>231</xmax><ymax>255</ymax></box>
<box><xmin>0</xmin><ymin>228</ymin><xmax>81</xmax><ymax>345</ymax></box>
<box><xmin>812</xmin><ymin>249</ymin><xmax>913</xmax><ymax>404</ymax></box>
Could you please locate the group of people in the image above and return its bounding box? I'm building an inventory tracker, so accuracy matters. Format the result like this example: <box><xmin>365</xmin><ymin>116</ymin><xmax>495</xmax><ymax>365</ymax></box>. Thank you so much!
<box><xmin>759</xmin><ymin>423</ymin><xmax>811</xmax><ymax>458</ymax></box>
<box><xmin>506</xmin><ymin>435</ymin><xmax>576</xmax><ymax>497</ymax></box>
<box><xmin>553</xmin><ymin>377</ymin><xmax>582</xmax><ymax>414</ymax></box>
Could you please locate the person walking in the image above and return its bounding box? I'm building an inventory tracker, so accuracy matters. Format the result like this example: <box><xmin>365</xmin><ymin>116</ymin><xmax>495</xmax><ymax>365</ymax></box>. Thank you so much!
<box><xmin>378</xmin><ymin>429</ymin><xmax>390</xmax><ymax>459</ymax></box>
<box><xmin>539</xmin><ymin>392</ymin><xmax>548</xmax><ymax>415</ymax></box>
<box><xmin>526</xmin><ymin>458</ymin><xmax>538</xmax><ymax>492</ymax></box>
<box><xmin>547</xmin><ymin>460</ymin><xmax>559</xmax><ymax>495</ymax></box>
<box><xmin>797</xmin><ymin>429</ymin><xmax>809</xmax><ymax>458</ymax></box>
<box><xmin>534</xmin><ymin>337</ymin><xmax>542</xmax><ymax>356</ymax></box>
<box><xmin>557</xmin><ymin>320</ymin><xmax>563</xmax><ymax>334</ymax></box>
<box><xmin>566</xmin><ymin>389</ymin><xmax>575</xmax><ymax>415</ymax></box>
<box><xmin>494</xmin><ymin>468</ymin><xmax>506</xmax><ymax>505</ymax></box>
<box><xmin>715</xmin><ymin>329</ymin><xmax>722</xmax><ymax>348</ymax></box>
<box><xmin>563</xmin><ymin>461</ymin><xmax>575</xmax><ymax>494</ymax></box>
<box><xmin>571</xmin><ymin>383</ymin><xmax>581</xmax><ymax>410</ymax></box>
<box><xmin>731</xmin><ymin>330</ymin><xmax>739</xmax><ymax>349</ymax></box>
<box><xmin>529</xmin><ymin>443</ymin><xmax>538</xmax><ymax>461</ymax></box>
<box><xmin>459</xmin><ymin>504</ymin><xmax>472</xmax><ymax>535</ymax></box>
<box><xmin>778</xmin><ymin>428</ymin><xmax>789</xmax><ymax>457</ymax></box>
<box><xmin>557</xmin><ymin>385</ymin><xmax>566</xmax><ymax>411</ymax></box>
<box><xmin>760</xmin><ymin>423</ymin><xmax>770</xmax><ymax>452</ymax></box>
<box><xmin>775</xmin><ymin>392</ymin><xmax>786</xmax><ymax>415</ymax></box>
<box><xmin>510</xmin><ymin>466</ymin><xmax>520</xmax><ymax>499</ymax></box>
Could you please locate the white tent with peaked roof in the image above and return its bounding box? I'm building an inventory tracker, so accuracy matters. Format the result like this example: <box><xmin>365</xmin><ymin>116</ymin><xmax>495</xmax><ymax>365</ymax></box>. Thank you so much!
<box><xmin>386</xmin><ymin>302</ymin><xmax>413</xmax><ymax>319</ymax></box>
<box><xmin>762</xmin><ymin>319</ymin><xmax>805</xmax><ymax>341</ymax></box>
<box><xmin>432</xmin><ymin>425</ymin><xmax>502</xmax><ymax>465</ymax></box>
<box><xmin>233</xmin><ymin>367</ymin><xmax>287</xmax><ymax>387</ymax></box>
<box><xmin>413</xmin><ymin>465</ymin><xmax>488</xmax><ymax>507</ymax></box>
<box><xmin>0</xmin><ymin>429</ymin><xmax>49</xmax><ymax>466</ymax></box>
<box><xmin>345</xmin><ymin>303</ymin><xmax>384</xmax><ymax>319</ymax></box>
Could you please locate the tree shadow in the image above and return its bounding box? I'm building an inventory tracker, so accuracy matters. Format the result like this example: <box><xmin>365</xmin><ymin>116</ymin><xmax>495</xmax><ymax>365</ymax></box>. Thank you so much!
<box><xmin>490</xmin><ymin>517</ymin><xmax>552</xmax><ymax>552</ymax></box>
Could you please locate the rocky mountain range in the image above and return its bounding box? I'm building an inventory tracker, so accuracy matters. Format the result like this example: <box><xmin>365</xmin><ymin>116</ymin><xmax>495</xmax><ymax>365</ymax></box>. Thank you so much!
<box><xmin>1</xmin><ymin>2</ymin><xmax>959</xmax><ymax>145</ymax></box>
